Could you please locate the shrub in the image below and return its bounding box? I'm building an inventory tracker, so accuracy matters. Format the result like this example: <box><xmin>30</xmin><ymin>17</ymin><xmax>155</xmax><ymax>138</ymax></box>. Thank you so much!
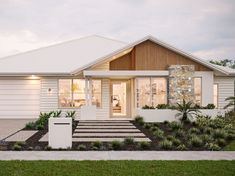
<box><xmin>134</xmin><ymin>116</ymin><xmax>144</xmax><ymax>125</ymax></box>
<box><xmin>28</xmin><ymin>147</ymin><xmax>33</xmax><ymax>150</ymax></box>
<box><xmin>169</xmin><ymin>121</ymin><xmax>183</xmax><ymax>131</ymax></box>
<box><xmin>203</xmin><ymin>127</ymin><xmax>213</xmax><ymax>134</ymax></box>
<box><xmin>156</xmin><ymin>104</ymin><xmax>169</xmax><ymax>109</ymax></box>
<box><xmin>227</xmin><ymin>133</ymin><xmax>235</xmax><ymax>140</ymax></box>
<box><xmin>12</xmin><ymin>144</ymin><xmax>21</xmax><ymax>151</ymax></box>
<box><xmin>111</xmin><ymin>140</ymin><xmax>123</xmax><ymax>150</ymax></box>
<box><xmin>66</xmin><ymin>111</ymin><xmax>76</xmax><ymax>118</ymax></box>
<box><xmin>153</xmin><ymin>130</ymin><xmax>164</xmax><ymax>139</ymax></box>
<box><xmin>44</xmin><ymin>146</ymin><xmax>52</xmax><ymax>151</ymax></box>
<box><xmin>189</xmin><ymin>136</ymin><xmax>203</xmax><ymax>147</ymax></box>
<box><xmin>159</xmin><ymin>139</ymin><xmax>173</xmax><ymax>150</ymax></box>
<box><xmin>188</xmin><ymin>127</ymin><xmax>201</xmax><ymax>134</ymax></box>
<box><xmin>92</xmin><ymin>141</ymin><xmax>102</xmax><ymax>149</ymax></box>
<box><xmin>144</xmin><ymin>123</ymin><xmax>152</xmax><ymax>129</ymax></box>
<box><xmin>25</xmin><ymin>122</ymin><xmax>36</xmax><ymax>129</ymax></box>
<box><xmin>52</xmin><ymin>110</ymin><xmax>62</xmax><ymax>117</ymax></box>
<box><xmin>124</xmin><ymin>137</ymin><xmax>135</xmax><ymax>145</ymax></box>
<box><xmin>166</xmin><ymin>135</ymin><xmax>175</xmax><ymax>141</ymax></box>
<box><xmin>201</xmin><ymin>134</ymin><xmax>213</xmax><ymax>143</ymax></box>
<box><xmin>205</xmin><ymin>143</ymin><xmax>221</xmax><ymax>151</ymax></box>
<box><xmin>91</xmin><ymin>146</ymin><xmax>99</xmax><ymax>150</ymax></box>
<box><xmin>209</xmin><ymin>117</ymin><xmax>226</xmax><ymax>129</ymax></box>
<box><xmin>174</xmin><ymin>129</ymin><xmax>184</xmax><ymax>137</ymax></box>
<box><xmin>172</xmin><ymin>138</ymin><xmax>181</xmax><ymax>146</ymax></box>
<box><xmin>205</xmin><ymin>104</ymin><xmax>215</xmax><ymax>109</ymax></box>
<box><xmin>142</xmin><ymin>105</ymin><xmax>155</xmax><ymax>109</ymax></box>
<box><xmin>163</xmin><ymin>120</ymin><xmax>169</xmax><ymax>125</ymax></box>
<box><xmin>216</xmin><ymin>138</ymin><xmax>226</xmax><ymax>147</ymax></box>
<box><xmin>213</xmin><ymin>129</ymin><xmax>227</xmax><ymax>139</ymax></box>
<box><xmin>77</xmin><ymin>144</ymin><xmax>86</xmax><ymax>151</ymax></box>
<box><xmin>138</xmin><ymin>141</ymin><xmax>151</xmax><ymax>150</ymax></box>
<box><xmin>15</xmin><ymin>141</ymin><xmax>26</xmax><ymax>146</ymax></box>
<box><xmin>150</xmin><ymin>126</ymin><xmax>160</xmax><ymax>132</ymax></box>
<box><xmin>34</xmin><ymin>146</ymin><xmax>41</xmax><ymax>151</ymax></box>
<box><xmin>176</xmin><ymin>144</ymin><xmax>187</xmax><ymax>151</ymax></box>
<box><xmin>35</xmin><ymin>124</ymin><xmax>44</xmax><ymax>130</ymax></box>
<box><xmin>195</xmin><ymin>116</ymin><xmax>211</xmax><ymax>128</ymax></box>
<box><xmin>153</xmin><ymin>123</ymin><xmax>159</xmax><ymax>127</ymax></box>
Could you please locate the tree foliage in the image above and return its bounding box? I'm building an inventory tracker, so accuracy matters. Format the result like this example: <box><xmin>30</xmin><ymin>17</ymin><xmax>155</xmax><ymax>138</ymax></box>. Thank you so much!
<box><xmin>209</xmin><ymin>59</ymin><xmax>235</xmax><ymax>69</ymax></box>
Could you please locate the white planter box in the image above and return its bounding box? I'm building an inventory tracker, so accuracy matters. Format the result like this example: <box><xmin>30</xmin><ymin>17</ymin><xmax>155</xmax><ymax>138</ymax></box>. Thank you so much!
<box><xmin>81</xmin><ymin>105</ymin><xmax>96</xmax><ymax>120</ymax></box>
<box><xmin>49</xmin><ymin>117</ymin><xmax>72</xmax><ymax>149</ymax></box>
<box><xmin>136</xmin><ymin>109</ymin><xmax>226</xmax><ymax>122</ymax></box>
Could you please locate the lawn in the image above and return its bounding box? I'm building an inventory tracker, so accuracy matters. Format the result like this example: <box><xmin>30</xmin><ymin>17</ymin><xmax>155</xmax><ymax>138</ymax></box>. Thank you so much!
<box><xmin>0</xmin><ymin>160</ymin><xmax>235</xmax><ymax>176</ymax></box>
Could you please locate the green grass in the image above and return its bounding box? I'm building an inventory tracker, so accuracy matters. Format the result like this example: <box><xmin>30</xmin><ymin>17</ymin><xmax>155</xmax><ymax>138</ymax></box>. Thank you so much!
<box><xmin>0</xmin><ymin>161</ymin><xmax>235</xmax><ymax>176</ymax></box>
<box><xmin>223</xmin><ymin>140</ymin><xmax>235</xmax><ymax>151</ymax></box>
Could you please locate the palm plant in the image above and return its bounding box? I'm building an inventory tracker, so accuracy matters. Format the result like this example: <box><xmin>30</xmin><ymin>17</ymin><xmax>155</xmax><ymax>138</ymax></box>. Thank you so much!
<box><xmin>175</xmin><ymin>100</ymin><xmax>200</xmax><ymax>122</ymax></box>
<box><xmin>224</xmin><ymin>96</ymin><xmax>235</xmax><ymax>111</ymax></box>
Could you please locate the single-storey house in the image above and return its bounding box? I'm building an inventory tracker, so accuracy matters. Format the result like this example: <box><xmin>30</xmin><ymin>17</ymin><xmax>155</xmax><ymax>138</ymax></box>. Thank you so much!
<box><xmin>0</xmin><ymin>35</ymin><xmax>234</xmax><ymax>121</ymax></box>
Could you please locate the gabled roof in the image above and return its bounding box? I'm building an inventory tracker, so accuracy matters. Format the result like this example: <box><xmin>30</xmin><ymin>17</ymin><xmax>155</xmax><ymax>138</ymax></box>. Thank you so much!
<box><xmin>0</xmin><ymin>35</ymin><xmax>126</xmax><ymax>75</ymax></box>
<box><xmin>0</xmin><ymin>35</ymin><xmax>234</xmax><ymax>76</ymax></box>
<box><xmin>72</xmin><ymin>35</ymin><xmax>235</xmax><ymax>76</ymax></box>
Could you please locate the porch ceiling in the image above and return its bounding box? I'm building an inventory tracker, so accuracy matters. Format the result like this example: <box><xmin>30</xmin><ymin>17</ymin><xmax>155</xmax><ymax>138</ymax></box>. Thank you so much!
<box><xmin>83</xmin><ymin>70</ymin><xmax>169</xmax><ymax>78</ymax></box>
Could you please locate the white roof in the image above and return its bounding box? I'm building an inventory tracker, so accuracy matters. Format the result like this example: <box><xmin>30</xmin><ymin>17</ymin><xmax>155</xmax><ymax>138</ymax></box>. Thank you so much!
<box><xmin>0</xmin><ymin>35</ymin><xmax>234</xmax><ymax>76</ymax></box>
<box><xmin>0</xmin><ymin>35</ymin><xmax>126</xmax><ymax>75</ymax></box>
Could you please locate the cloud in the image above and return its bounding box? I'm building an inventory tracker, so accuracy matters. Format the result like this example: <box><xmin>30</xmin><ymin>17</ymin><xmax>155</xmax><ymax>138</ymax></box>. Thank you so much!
<box><xmin>0</xmin><ymin>0</ymin><xmax>234</xmax><ymax>60</ymax></box>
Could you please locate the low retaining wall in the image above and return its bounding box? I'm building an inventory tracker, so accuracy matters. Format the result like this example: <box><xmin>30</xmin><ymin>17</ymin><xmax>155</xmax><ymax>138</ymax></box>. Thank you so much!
<box><xmin>136</xmin><ymin>109</ymin><xmax>226</xmax><ymax>122</ymax></box>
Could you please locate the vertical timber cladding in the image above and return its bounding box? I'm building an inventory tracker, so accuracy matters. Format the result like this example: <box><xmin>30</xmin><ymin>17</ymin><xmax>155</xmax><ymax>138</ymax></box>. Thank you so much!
<box><xmin>168</xmin><ymin>65</ymin><xmax>195</xmax><ymax>105</ymax></box>
<box><xmin>110</xmin><ymin>40</ymin><xmax>212</xmax><ymax>71</ymax></box>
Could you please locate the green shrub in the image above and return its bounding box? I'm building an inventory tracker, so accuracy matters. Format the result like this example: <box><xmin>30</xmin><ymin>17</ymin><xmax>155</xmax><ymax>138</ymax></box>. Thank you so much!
<box><xmin>52</xmin><ymin>110</ymin><xmax>62</xmax><ymax>117</ymax></box>
<box><xmin>156</xmin><ymin>104</ymin><xmax>169</xmax><ymax>109</ymax></box>
<box><xmin>172</xmin><ymin>138</ymin><xmax>181</xmax><ymax>146</ymax></box>
<box><xmin>205</xmin><ymin>143</ymin><xmax>221</xmax><ymax>151</ymax></box>
<box><xmin>153</xmin><ymin>123</ymin><xmax>159</xmax><ymax>127</ymax></box>
<box><xmin>92</xmin><ymin>141</ymin><xmax>102</xmax><ymax>149</ymax></box>
<box><xmin>12</xmin><ymin>144</ymin><xmax>21</xmax><ymax>151</ymax></box>
<box><xmin>15</xmin><ymin>141</ymin><xmax>26</xmax><ymax>146</ymax></box>
<box><xmin>203</xmin><ymin>127</ymin><xmax>213</xmax><ymax>134</ymax></box>
<box><xmin>66</xmin><ymin>111</ymin><xmax>76</xmax><ymax>118</ymax></box>
<box><xmin>77</xmin><ymin>144</ymin><xmax>86</xmax><ymax>151</ymax></box>
<box><xmin>201</xmin><ymin>134</ymin><xmax>213</xmax><ymax>143</ymax></box>
<box><xmin>144</xmin><ymin>123</ymin><xmax>152</xmax><ymax>129</ymax></box>
<box><xmin>153</xmin><ymin>130</ymin><xmax>164</xmax><ymax>139</ymax></box>
<box><xmin>142</xmin><ymin>105</ymin><xmax>155</xmax><ymax>109</ymax></box>
<box><xmin>209</xmin><ymin>117</ymin><xmax>226</xmax><ymax>129</ymax></box>
<box><xmin>44</xmin><ymin>146</ymin><xmax>52</xmax><ymax>151</ymax></box>
<box><xmin>176</xmin><ymin>144</ymin><xmax>187</xmax><ymax>150</ymax></box>
<box><xmin>159</xmin><ymin>139</ymin><xmax>173</xmax><ymax>150</ymax></box>
<box><xmin>174</xmin><ymin>129</ymin><xmax>184</xmax><ymax>137</ymax></box>
<box><xmin>216</xmin><ymin>138</ymin><xmax>226</xmax><ymax>147</ymax></box>
<box><xmin>163</xmin><ymin>120</ymin><xmax>169</xmax><ymax>125</ymax></box>
<box><xmin>124</xmin><ymin>137</ymin><xmax>135</xmax><ymax>145</ymax></box>
<box><xmin>35</xmin><ymin>124</ymin><xmax>44</xmax><ymax>130</ymax></box>
<box><xmin>213</xmin><ymin>129</ymin><xmax>227</xmax><ymax>139</ymax></box>
<box><xmin>138</xmin><ymin>141</ymin><xmax>151</xmax><ymax>150</ymax></box>
<box><xmin>205</xmin><ymin>104</ymin><xmax>215</xmax><ymax>109</ymax></box>
<box><xmin>134</xmin><ymin>116</ymin><xmax>144</xmax><ymax>125</ymax></box>
<box><xmin>195</xmin><ymin>116</ymin><xmax>211</xmax><ymax>128</ymax></box>
<box><xmin>91</xmin><ymin>146</ymin><xmax>99</xmax><ymax>150</ymax></box>
<box><xmin>188</xmin><ymin>127</ymin><xmax>201</xmax><ymax>134</ymax></box>
<box><xmin>169</xmin><ymin>121</ymin><xmax>183</xmax><ymax>130</ymax></box>
<box><xmin>150</xmin><ymin>126</ymin><xmax>160</xmax><ymax>132</ymax></box>
<box><xmin>28</xmin><ymin>147</ymin><xmax>33</xmax><ymax>150</ymax></box>
<box><xmin>25</xmin><ymin>122</ymin><xmax>36</xmax><ymax>129</ymax></box>
<box><xmin>227</xmin><ymin>133</ymin><xmax>235</xmax><ymax>140</ymax></box>
<box><xmin>111</xmin><ymin>140</ymin><xmax>123</xmax><ymax>150</ymax></box>
<box><xmin>166</xmin><ymin>135</ymin><xmax>175</xmax><ymax>141</ymax></box>
<box><xmin>189</xmin><ymin>136</ymin><xmax>203</xmax><ymax>147</ymax></box>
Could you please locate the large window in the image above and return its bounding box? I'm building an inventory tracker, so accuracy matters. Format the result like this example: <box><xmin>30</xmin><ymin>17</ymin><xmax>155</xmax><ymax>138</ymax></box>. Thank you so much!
<box><xmin>213</xmin><ymin>84</ymin><xmax>218</xmax><ymax>108</ymax></box>
<box><xmin>59</xmin><ymin>79</ymin><xmax>101</xmax><ymax>108</ymax></box>
<box><xmin>136</xmin><ymin>77</ymin><xmax>167</xmax><ymax>108</ymax></box>
<box><xmin>194</xmin><ymin>77</ymin><xmax>202</xmax><ymax>105</ymax></box>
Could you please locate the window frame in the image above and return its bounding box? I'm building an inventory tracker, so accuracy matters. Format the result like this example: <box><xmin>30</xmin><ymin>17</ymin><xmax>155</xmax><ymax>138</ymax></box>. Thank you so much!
<box><xmin>58</xmin><ymin>78</ymin><xmax>102</xmax><ymax>109</ymax></box>
<box><xmin>193</xmin><ymin>77</ymin><xmax>202</xmax><ymax>106</ymax></box>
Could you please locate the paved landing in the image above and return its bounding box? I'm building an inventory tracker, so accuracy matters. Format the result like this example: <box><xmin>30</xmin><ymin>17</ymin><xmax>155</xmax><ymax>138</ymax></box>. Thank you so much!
<box><xmin>5</xmin><ymin>130</ymin><xmax>38</xmax><ymax>142</ymax></box>
<box><xmin>73</xmin><ymin>120</ymin><xmax>150</xmax><ymax>142</ymax></box>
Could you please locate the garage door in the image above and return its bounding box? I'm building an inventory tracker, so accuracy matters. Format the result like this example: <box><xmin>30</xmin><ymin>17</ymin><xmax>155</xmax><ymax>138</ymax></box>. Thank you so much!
<box><xmin>0</xmin><ymin>79</ymin><xmax>40</xmax><ymax>119</ymax></box>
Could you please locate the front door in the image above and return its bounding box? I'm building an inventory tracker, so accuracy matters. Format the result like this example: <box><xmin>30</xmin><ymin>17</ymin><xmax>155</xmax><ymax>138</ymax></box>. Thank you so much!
<box><xmin>110</xmin><ymin>80</ymin><xmax>131</xmax><ymax>118</ymax></box>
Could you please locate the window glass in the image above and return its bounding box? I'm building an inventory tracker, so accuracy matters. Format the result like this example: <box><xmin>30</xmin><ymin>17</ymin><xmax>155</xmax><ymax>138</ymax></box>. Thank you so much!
<box><xmin>73</xmin><ymin>79</ymin><xmax>86</xmax><ymax>108</ymax></box>
<box><xmin>92</xmin><ymin>80</ymin><xmax>102</xmax><ymax>107</ymax></box>
<box><xmin>213</xmin><ymin>84</ymin><xmax>218</xmax><ymax>108</ymax></box>
<box><xmin>59</xmin><ymin>79</ymin><xmax>72</xmax><ymax>107</ymax></box>
<box><xmin>136</xmin><ymin>78</ymin><xmax>151</xmax><ymax>108</ymax></box>
<box><xmin>194</xmin><ymin>77</ymin><xmax>202</xmax><ymax>105</ymax></box>
<box><xmin>151</xmin><ymin>78</ymin><xmax>167</xmax><ymax>106</ymax></box>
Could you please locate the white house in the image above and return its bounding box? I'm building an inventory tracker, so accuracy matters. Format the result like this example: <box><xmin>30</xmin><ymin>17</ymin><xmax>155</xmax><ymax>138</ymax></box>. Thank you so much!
<box><xmin>0</xmin><ymin>35</ymin><xmax>234</xmax><ymax>121</ymax></box>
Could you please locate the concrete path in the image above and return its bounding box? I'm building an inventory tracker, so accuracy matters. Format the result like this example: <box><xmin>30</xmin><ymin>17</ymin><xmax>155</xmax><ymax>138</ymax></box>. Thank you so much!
<box><xmin>0</xmin><ymin>119</ymin><xmax>35</xmax><ymax>140</ymax></box>
<box><xmin>0</xmin><ymin>151</ymin><xmax>235</xmax><ymax>160</ymax></box>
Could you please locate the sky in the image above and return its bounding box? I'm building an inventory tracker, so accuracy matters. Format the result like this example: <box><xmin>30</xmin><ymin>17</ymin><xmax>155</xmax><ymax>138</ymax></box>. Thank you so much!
<box><xmin>0</xmin><ymin>0</ymin><xmax>234</xmax><ymax>60</ymax></box>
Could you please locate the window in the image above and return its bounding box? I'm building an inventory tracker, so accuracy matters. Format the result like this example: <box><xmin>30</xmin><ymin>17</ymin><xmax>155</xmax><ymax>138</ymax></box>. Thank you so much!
<box><xmin>92</xmin><ymin>80</ymin><xmax>102</xmax><ymax>107</ymax></box>
<box><xmin>136</xmin><ymin>77</ymin><xmax>167</xmax><ymax>108</ymax></box>
<box><xmin>194</xmin><ymin>77</ymin><xmax>202</xmax><ymax>105</ymax></box>
<box><xmin>59</xmin><ymin>79</ymin><xmax>101</xmax><ymax>108</ymax></box>
<box><xmin>213</xmin><ymin>84</ymin><xmax>218</xmax><ymax>108</ymax></box>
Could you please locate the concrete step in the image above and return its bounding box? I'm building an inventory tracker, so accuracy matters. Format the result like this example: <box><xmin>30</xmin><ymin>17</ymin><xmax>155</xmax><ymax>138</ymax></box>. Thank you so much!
<box><xmin>72</xmin><ymin>137</ymin><xmax>151</xmax><ymax>142</ymax></box>
<box><xmin>73</xmin><ymin>132</ymin><xmax>145</xmax><ymax>137</ymax></box>
<box><xmin>76</xmin><ymin>126</ymin><xmax>136</xmax><ymax>129</ymax></box>
<box><xmin>77</xmin><ymin>123</ymin><xmax>133</xmax><ymax>126</ymax></box>
<box><xmin>79</xmin><ymin>120</ymin><xmax>130</xmax><ymax>123</ymax></box>
<box><xmin>74</xmin><ymin>129</ymin><xmax>140</xmax><ymax>132</ymax></box>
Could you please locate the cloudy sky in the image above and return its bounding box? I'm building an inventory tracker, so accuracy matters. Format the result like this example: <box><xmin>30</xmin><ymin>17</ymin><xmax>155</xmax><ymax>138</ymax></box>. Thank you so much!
<box><xmin>0</xmin><ymin>0</ymin><xmax>234</xmax><ymax>60</ymax></box>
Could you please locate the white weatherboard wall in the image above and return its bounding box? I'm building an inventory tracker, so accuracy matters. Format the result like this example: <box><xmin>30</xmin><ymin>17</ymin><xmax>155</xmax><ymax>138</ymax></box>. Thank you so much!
<box><xmin>214</xmin><ymin>77</ymin><xmax>235</xmax><ymax>109</ymax></box>
<box><xmin>0</xmin><ymin>79</ymin><xmax>40</xmax><ymax>119</ymax></box>
<box><xmin>40</xmin><ymin>78</ymin><xmax>110</xmax><ymax>119</ymax></box>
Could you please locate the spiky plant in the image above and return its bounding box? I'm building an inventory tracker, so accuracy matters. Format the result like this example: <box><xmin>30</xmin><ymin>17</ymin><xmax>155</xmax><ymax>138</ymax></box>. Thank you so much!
<box><xmin>224</xmin><ymin>96</ymin><xmax>235</xmax><ymax>111</ymax></box>
<box><xmin>175</xmin><ymin>100</ymin><xmax>200</xmax><ymax>122</ymax></box>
